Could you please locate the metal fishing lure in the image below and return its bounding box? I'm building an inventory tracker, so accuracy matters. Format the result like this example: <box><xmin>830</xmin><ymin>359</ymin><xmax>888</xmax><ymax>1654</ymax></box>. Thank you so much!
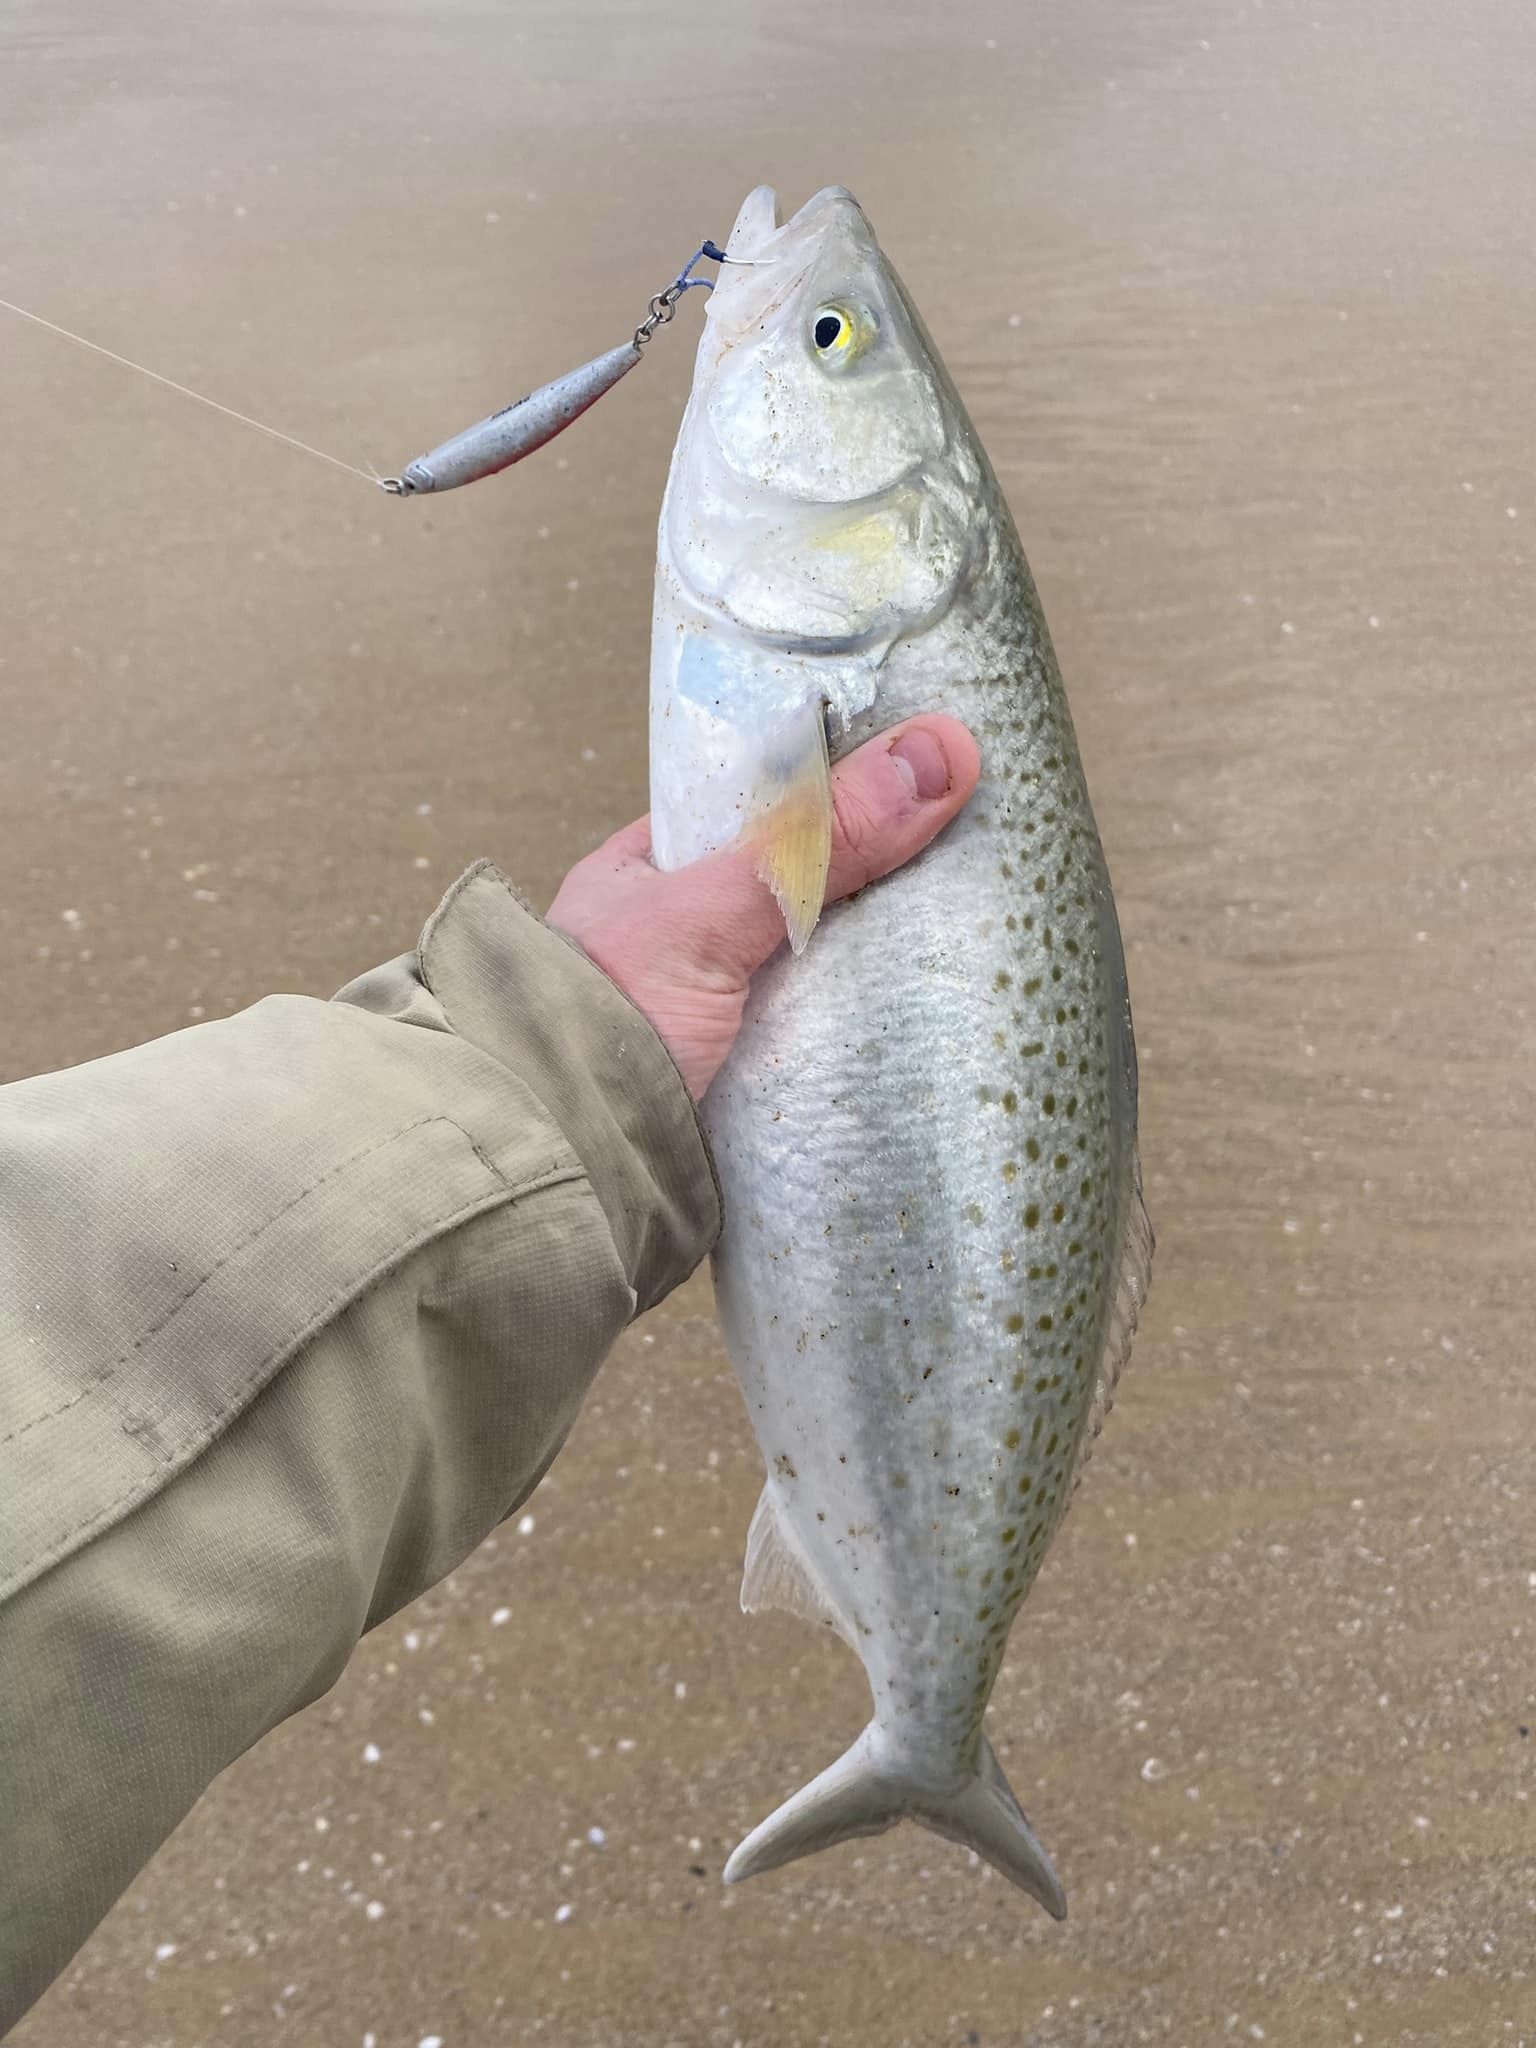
<box><xmin>380</xmin><ymin>241</ymin><xmax>732</xmax><ymax>497</ymax></box>
<box><xmin>0</xmin><ymin>236</ymin><xmax>737</xmax><ymax>495</ymax></box>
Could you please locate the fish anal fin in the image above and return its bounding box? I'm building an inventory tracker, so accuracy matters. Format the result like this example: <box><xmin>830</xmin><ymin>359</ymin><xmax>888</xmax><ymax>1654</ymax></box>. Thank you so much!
<box><xmin>742</xmin><ymin>700</ymin><xmax>832</xmax><ymax>955</ymax></box>
<box><xmin>741</xmin><ymin>1484</ymin><xmax>854</xmax><ymax>1647</ymax></box>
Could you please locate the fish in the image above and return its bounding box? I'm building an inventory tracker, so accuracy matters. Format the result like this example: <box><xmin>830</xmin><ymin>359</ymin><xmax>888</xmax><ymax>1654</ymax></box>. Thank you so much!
<box><xmin>648</xmin><ymin>184</ymin><xmax>1152</xmax><ymax>1916</ymax></box>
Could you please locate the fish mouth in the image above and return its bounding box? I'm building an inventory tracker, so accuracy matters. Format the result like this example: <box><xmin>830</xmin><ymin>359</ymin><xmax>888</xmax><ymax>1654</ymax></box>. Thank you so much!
<box><xmin>723</xmin><ymin>183</ymin><xmax>780</xmax><ymax>260</ymax></box>
<box><xmin>709</xmin><ymin>185</ymin><xmax>878</xmax><ymax>344</ymax></box>
<box><xmin>724</xmin><ymin>184</ymin><xmax>866</xmax><ymax>263</ymax></box>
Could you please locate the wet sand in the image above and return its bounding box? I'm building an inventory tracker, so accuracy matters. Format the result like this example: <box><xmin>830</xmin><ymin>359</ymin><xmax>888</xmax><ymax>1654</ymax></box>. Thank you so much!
<box><xmin>5</xmin><ymin>1</ymin><xmax>1536</xmax><ymax>2042</ymax></box>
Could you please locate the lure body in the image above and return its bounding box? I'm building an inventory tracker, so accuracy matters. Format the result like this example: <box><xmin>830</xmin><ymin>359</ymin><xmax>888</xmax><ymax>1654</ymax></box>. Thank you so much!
<box><xmin>388</xmin><ymin>340</ymin><xmax>642</xmax><ymax>494</ymax></box>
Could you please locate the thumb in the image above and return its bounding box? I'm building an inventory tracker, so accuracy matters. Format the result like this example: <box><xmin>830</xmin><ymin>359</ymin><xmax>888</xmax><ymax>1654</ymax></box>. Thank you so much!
<box><xmin>668</xmin><ymin>713</ymin><xmax>981</xmax><ymax>982</ymax></box>
<box><xmin>822</xmin><ymin>715</ymin><xmax>981</xmax><ymax>905</ymax></box>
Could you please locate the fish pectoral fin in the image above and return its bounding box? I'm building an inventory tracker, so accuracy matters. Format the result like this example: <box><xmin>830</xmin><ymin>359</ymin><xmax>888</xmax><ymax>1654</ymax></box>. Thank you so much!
<box><xmin>741</xmin><ymin>1484</ymin><xmax>855</xmax><ymax>1647</ymax></box>
<box><xmin>741</xmin><ymin>699</ymin><xmax>833</xmax><ymax>956</ymax></box>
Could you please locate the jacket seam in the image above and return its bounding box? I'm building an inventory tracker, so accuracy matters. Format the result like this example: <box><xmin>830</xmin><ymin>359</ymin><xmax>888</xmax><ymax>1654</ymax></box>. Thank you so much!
<box><xmin>2</xmin><ymin>1115</ymin><xmax>552</xmax><ymax>1450</ymax></box>
<box><xmin>5</xmin><ymin>1145</ymin><xmax>595</xmax><ymax>1598</ymax></box>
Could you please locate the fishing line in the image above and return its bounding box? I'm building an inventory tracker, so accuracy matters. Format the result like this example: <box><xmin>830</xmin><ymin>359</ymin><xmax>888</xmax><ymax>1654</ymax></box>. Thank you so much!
<box><xmin>0</xmin><ymin>293</ymin><xmax>380</xmax><ymax>486</ymax></box>
<box><xmin>381</xmin><ymin>238</ymin><xmax>738</xmax><ymax>496</ymax></box>
<box><xmin>1</xmin><ymin>237</ymin><xmax>753</xmax><ymax>497</ymax></box>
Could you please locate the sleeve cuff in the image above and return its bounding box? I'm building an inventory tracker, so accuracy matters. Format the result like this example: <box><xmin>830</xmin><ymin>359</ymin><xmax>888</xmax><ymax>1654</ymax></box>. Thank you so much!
<box><xmin>344</xmin><ymin>861</ymin><xmax>722</xmax><ymax>1315</ymax></box>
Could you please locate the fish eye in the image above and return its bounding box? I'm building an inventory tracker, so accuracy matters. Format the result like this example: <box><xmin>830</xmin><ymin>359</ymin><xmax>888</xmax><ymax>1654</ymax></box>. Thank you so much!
<box><xmin>809</xmin><ymin>301</ymin><xmax>872</xmax><ymax>364</ymax></box>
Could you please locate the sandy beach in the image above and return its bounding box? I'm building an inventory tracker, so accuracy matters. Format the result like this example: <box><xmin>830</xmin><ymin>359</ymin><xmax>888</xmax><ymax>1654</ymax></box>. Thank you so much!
<box><xmin>4</xmin><ymin>2</ymin><xmax>1535</xmax><ymax>2041</ymax></box>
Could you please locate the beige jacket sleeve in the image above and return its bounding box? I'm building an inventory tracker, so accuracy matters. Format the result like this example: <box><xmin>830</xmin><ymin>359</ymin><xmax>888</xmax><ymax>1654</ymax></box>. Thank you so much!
<box><xmin>0</xmin><ymin>861</ymin><xmax>721</xmax><ymax>2032</ymax></box>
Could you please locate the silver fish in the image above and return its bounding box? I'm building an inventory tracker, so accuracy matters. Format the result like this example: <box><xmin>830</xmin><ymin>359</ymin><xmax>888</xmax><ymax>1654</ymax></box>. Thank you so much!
<box><xmin>649</xmin><ymin>185</ymin><xmax>1152</xmax><ymax>1915</ymax></box>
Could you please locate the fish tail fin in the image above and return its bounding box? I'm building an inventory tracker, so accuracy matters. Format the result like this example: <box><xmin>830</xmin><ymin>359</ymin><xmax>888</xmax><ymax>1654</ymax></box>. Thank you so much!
<box><xmin>916</xmin><ymin>1733</ymin><xmax>1068</xmax><ymax>1916</ymax></box>
<box><xmin>721</xmin><ymin>1725</ymin><xmax>1066</xmax><ymax>1918</ymax></box>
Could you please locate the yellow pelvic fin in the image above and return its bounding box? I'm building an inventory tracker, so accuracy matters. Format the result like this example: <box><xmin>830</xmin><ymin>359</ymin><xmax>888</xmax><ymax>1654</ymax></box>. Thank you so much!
<box><xmin>744</xmin><ymin>700</ymin><xmax>833</xmax><ymax>956</ymax></box>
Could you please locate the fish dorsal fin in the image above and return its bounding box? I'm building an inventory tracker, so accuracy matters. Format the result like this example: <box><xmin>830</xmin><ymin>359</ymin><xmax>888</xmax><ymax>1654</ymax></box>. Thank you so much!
<box><xmin>742</xmin><ymin>698</ymin><xmax>833</xmax><ymax>955</ymax></box>
<box><xmin>1068</xmin><ymin>1148</ymin><xmax>1154</xmax><ymax>1499</ymax></box>
<box><xmin>741</xmin><ymin>1485</ymin><xmax>855</xmax><ymax>1647</ymax></box>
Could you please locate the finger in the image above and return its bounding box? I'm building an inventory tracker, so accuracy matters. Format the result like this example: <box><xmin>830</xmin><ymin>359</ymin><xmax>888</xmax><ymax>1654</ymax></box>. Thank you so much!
<box><xmin>824</xmin><ymin>715</ymin><xmax>980</xmax><ymax>904</ymax></box>
<box><xmin>661</xmin><ymin>713</ymin><xmax>980</xmax><ymax>981</ymax></box>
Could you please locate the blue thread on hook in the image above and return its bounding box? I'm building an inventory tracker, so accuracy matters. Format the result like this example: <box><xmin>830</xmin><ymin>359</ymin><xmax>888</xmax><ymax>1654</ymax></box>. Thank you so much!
<box><xmin>668</xmin><ymin>244</ymin><xmax>722</xmax><ymax>295</ymax></box>
<box><xmin>666</xmin><ymin>239</ymin><xmax>750</xmax><ymax>296</ymax></box>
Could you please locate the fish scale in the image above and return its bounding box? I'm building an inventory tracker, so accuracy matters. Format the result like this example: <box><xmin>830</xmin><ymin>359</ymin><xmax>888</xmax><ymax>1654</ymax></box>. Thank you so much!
<box><xmin>650</xmin><ymin>184</ymin><xmax>1150</xmax><ymax>1913</ymax></box>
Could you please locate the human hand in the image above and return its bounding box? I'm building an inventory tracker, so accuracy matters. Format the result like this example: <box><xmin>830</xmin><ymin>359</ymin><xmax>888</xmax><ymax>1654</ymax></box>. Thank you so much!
<box><xmin>547</xmin><ymin>716</ymin><xmax>981</xmax><ymax>1099</ymax></box>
